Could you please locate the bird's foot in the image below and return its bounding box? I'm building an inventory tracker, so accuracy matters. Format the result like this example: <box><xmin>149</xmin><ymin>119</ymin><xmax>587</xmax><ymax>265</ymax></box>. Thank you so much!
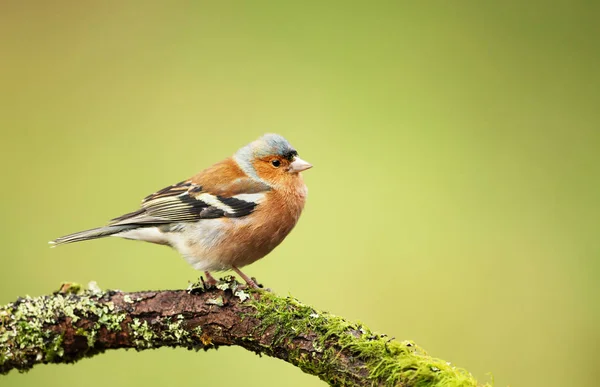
<box><xmin>201</xmin><ymin>271</ymin><xmax>218</xmax><ymax>289</ymax></box>
<box><xmin>232</xmin><ymin>266</ymin><xmax>261</xmax><ymax>289</ymax></box>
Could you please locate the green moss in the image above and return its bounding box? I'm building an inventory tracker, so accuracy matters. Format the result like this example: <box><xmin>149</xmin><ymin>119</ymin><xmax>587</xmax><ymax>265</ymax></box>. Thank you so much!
<box><xmin>247</xmin><ymin>291</ymin><xmax>483</xmax><ymax>387</ymax></box>
<box><xmin>2</xmin><ymin>279</ymin><xmax>488</xmax><ymax>385</ymax></box>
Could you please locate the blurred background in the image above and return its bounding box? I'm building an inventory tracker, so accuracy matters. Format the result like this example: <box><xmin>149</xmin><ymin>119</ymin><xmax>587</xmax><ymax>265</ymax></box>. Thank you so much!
<box><xmin>1</xmin><ymin>1</ymin><xmax>598</xmax><ymax>386</ymax></box>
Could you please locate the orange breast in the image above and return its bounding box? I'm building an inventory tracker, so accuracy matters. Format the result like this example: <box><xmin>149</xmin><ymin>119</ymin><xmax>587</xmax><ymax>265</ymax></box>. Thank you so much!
<box><xmin>217</xmin><ymin>180</ymin><xmax>307</xmax><ymax>268</ymax></box>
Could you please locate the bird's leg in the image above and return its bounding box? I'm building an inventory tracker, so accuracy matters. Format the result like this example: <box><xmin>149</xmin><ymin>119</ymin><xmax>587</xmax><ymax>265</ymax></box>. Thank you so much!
<box><xmin>232</xmin><ymin>266</ymin><xmax>259</xmax><ymax>289</ymax></box>
<box><xmin>204</xmin><ymin>271</ymin><xmax>218</xmax><ymax>286</ymax></box>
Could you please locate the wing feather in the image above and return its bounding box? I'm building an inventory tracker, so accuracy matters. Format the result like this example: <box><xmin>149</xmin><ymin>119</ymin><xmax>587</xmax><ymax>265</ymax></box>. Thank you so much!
<box><xmin>109</xmin><ymin>176</ymin><xmax>268</xmax><ymax>226</ymax></box>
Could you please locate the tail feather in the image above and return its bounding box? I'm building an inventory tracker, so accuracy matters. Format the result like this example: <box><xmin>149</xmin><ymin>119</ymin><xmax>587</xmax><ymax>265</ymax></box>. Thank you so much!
<box><xmin>49</xmin><ymin>225</ymin><xmax>139</xmax><ymax>247</ymax></box>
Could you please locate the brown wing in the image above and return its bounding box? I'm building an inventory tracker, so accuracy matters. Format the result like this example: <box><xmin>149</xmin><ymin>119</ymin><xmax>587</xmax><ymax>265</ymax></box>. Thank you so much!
<box><xmin>109</xmin><ymin>159</ymin><xmax>270</xmax><ymax>226</ymax></box>
<box><xmin>189</xmin><ymin>158</ymin><xmax>270</xmax><ymax>196</ymax></box>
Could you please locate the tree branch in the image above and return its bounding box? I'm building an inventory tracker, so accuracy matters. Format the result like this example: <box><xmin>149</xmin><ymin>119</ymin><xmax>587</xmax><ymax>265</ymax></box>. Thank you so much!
<box><xmin>0</xmin><ymin>278</ymin><xmax>484</xmax><ymax>386</ymax></box>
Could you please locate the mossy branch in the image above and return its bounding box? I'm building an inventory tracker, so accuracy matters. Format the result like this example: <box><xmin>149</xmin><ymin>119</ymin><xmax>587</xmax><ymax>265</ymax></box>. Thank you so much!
<box><xmin>0</xmin><ymin>278</ymin><xmax>484</xmax><ymax>386</ymax></box>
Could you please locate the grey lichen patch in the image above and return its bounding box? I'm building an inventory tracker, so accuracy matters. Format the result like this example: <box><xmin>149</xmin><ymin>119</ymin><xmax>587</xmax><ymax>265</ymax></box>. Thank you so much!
<box><xmin>131</xmin><ymin>318</ymin><xmax>156</xmax><ymax>349</ymax></box>
<box><xmin>186</xmin><ymin>281</ymin><xmax>205</xmax><ymax>293</ymax></box>
<box><xmin>187</xmin><ymin>275</ymin><xmax>241</xmax><ymax>294</ymax></box>
<box><xmin>214</xmin><ymin>276</ymin><xmax>252</xmax><ymax>303</ymax></box>
<box><xmin>87</xmin><ymin>281</ymin><xmax>102</xmax><ymax>294</ymax></box>
<box><xmin>247</xmin><ymin>291</ymin><xmax>482</xmax><ymax>387</ymax></box>
<box><xmin>97</xmin><ymin>305</ymin><xmax>126</xmax><ymax>332</ymax></box>
<box><xmin>0</xmin><ymin>293</ymin><xmax>87</xmax><ymax>368</ymax></box>
<box><xmin>160</xmin><ymin>316</ymin><xmax>191</xmax><ymax>342</ymax></box>
<box><xmin>216</xmin><ymin>282</ymin><xmax>232</xmax><ymax>291</ymax></box>
<box><xmin>216</xmin><ymin>275</ymin><xmax>240</xmax><ymax>291</ymax></box>
<box><xmin>0</xmin><ymin>283</ymin><xmax>132</xmax><ymax>374</ymax></box>
<box><xmin>0</xmin><ymin>308</ymin><xmax>10</xmax><ymax>365</ymax></box>
<box><xmin>130</xmin><ymin>314</ymin><xmax>204</xmax><ymax>350</ymax></box>
<box><xmin>234</xmin><ymin>290</ymin><xmax>250</xmax><ymax>302</ymax></box>
<box><xmin>205</xmin><ymin>296</ymin><xmax>224</xmax><ymax>307</ymax></box>
<box><xmin>192</xmin><ymin>325</ymin><xmax>203</xmax><ymax>336</ymax></box>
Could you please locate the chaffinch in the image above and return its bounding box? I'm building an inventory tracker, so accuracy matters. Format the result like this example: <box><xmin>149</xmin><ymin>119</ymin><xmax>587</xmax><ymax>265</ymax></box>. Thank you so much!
<box><xmin>50</xmin><ymin>134</ymin><xmax>312</xmax><ymax>288</ymax></box>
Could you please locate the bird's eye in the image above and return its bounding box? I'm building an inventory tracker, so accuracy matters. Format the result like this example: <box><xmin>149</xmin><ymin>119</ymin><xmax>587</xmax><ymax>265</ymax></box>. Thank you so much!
<box><xmin>271</xmin><ymin>159</ymin><xmax>281</xmax><ymax>168</ymax></box>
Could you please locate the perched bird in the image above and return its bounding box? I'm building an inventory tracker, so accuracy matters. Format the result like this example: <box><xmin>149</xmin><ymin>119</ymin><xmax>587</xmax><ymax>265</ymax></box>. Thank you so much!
<box><xmin>50</xmin><ymin>134</ymin><xmax>312</xmax><ymax>288</ymax></box>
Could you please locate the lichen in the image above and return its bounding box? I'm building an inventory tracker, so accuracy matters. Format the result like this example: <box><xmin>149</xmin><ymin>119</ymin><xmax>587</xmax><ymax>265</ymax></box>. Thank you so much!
<box><xmin>160</xmin><ymin>316</ymin><xmax>190</xmax><ymax>342</ymax></box>
<box><xmin>87</xmin><ymin>281</ymin><xmax>102</xmax><ymax>294</ymax></box>
<box><xmin>76</xmin><ymin>327</ymin><xmax>97</xmax><ymax>348</ymax></box>
<box><xmin>96</xmin><ymin>303</ymin><xmax>126</xmax><ymax>331</ymax></box>
<box><xmin>1</xmin><ymin>279</ymin><xmax>488</xmax><ymax>386</ymax></box>
<box><xmin>0</xmin><ymin>284</ymin><xmax>131</xmax><ymax>373</ymax></box>
<box><xmin>234</xmin><ymin>290</ymin><xmax>250</xmax><ymax>302</ymax></box>
<box><xmin>0</xmin><ymin>294</ymin><xmax>79</xmax><ymax>368</ymax></box>
<box><xmin>205</xmin><ymin>296</ymin><xmax>224</xmax><ymax>307</ymax></box>
<box><xmin>247</xmin><ymin>291</ymin><xmax>484</xmax><ymax>387</ymax></box>
<box><xmin>44</xmin><ymin>333</ymin><xmax>65</xmax><ymax>362</ymax></box>
<box><xmin>131</xmin><ymin>318</ymin><xmax>156</xmax><ymax>348</ymax></box>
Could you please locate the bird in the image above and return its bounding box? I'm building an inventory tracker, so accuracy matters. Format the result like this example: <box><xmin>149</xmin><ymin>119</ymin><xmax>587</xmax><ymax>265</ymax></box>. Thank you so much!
<box><xmin>50</xmin><ymin>133</ymin><xmax>312</xmax><ymax>288</ymax></box>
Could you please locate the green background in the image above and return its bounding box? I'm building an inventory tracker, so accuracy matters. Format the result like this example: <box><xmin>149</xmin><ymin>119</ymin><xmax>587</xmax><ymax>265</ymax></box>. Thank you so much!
<box><xmin>1</xmin><ymin>2</ymin><xmax>598</xmax><ymax>386</ymax></box>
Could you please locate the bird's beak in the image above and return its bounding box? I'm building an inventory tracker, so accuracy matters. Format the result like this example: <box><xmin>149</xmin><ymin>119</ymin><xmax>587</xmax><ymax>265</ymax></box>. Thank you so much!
<box><xmin>289</xmin><ymin>157</ymin><xmax>313</xmax><ymax>173</ymax></box>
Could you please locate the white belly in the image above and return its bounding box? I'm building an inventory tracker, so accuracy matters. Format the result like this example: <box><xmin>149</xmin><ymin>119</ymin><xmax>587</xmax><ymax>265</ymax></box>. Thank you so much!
<box><xmin>116</xmin><ymin>220</ymin><xmax>235</xmax><ymax>272</ymax></box>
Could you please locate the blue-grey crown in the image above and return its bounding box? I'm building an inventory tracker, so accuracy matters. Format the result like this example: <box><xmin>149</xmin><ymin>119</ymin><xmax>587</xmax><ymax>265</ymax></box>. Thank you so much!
<box><xmin>233</xmin><ymin>134</ymin><xmax>298</xmax><ymax>182</ymax></box>
<box><xmin>236</xmin><ymin>134</ymin><xmax>297</xmax><ymax>160</ymax></box>
<box><xmin>255</xmin><ymin>133</ymin><xmax>297</xmax><ymax>159</ymax></box>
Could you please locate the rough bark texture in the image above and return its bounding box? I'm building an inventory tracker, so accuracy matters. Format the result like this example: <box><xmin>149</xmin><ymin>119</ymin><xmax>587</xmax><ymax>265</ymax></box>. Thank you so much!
<box><xmin>0</xmin><ymin>278</ymin><xmax>484</xmax><ymax>386</ymax></box>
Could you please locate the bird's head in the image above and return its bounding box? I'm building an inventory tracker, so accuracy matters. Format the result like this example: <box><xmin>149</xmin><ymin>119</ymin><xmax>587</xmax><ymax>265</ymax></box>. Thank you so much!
<box><xmin>234</xmin><ymin>133</ymin><xmax>312</xmax><ymax>187</ymax></box>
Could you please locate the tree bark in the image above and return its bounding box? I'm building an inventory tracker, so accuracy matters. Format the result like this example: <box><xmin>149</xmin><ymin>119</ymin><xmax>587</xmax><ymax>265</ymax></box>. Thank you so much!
<box><xmin>0</xmin><ymin>278</ymin><xmax>484</xmax><ymax>386</ymax></box>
